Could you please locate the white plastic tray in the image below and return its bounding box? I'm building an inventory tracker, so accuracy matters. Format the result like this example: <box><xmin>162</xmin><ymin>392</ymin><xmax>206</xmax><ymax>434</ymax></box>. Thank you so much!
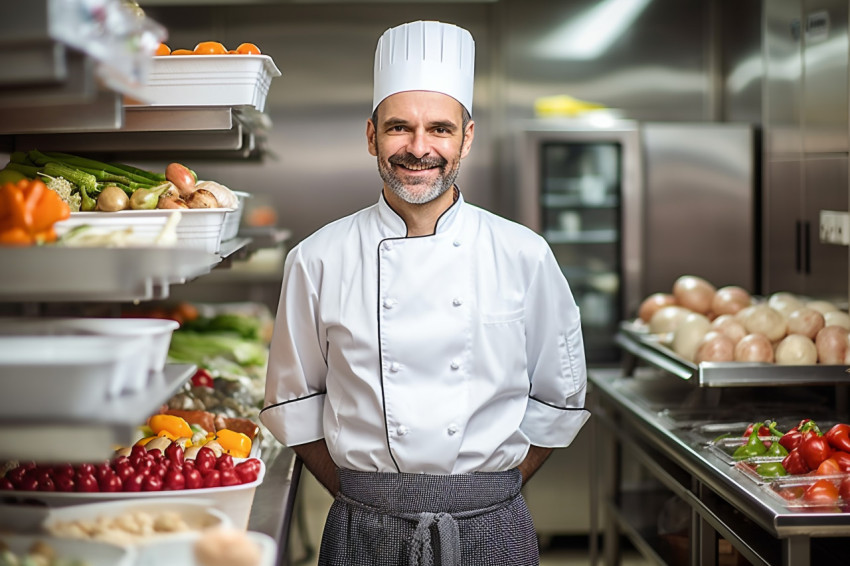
<box><xmin>3</xmin><ymin>459</ymin><xmax>265</xmax><ymax>529</ymax></box>
<box><xmin>0</xmin><ymin>317</ymin><xmax>178</xmax><ymax>375</ymax></box>
<box><xmin>221</xmin><ymin>190</ymin><xmax>250</xmax><ymax>242</ymax></box>
<box><xmin>0</xmin><ymin>334</ymin><xmax>152</xmax><ymax>405</ymax></box>
<box><xmin>134</xmin><ymin>55</ymin><xmax>282</xmax><ymax>111</ymax></box>
<box><xmin>0</xmin><ymin>533</ymin><xmax>135</xmax><ymax>566</ymax></box>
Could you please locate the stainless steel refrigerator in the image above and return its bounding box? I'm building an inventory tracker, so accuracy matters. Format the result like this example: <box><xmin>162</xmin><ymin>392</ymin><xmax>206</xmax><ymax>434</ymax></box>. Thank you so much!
<box><xmin>516</xmin><ymin>119</ymin><xmax>643</xmax><ymax>366</ymax></box>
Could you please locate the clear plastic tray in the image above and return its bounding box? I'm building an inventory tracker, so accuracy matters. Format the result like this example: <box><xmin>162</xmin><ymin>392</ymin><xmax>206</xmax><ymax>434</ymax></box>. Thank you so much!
<box><xmin>704</xmin><ymin>435</ymin><xmax>782</xmax><ymax>465</ymax></box>
<box><xmin>764</xmin><ymin>474</ymin><xmax>850</xmax><ymax>512</ymax></box>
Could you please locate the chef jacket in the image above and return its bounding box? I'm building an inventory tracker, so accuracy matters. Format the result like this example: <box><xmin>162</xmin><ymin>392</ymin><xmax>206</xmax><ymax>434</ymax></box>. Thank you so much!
<box><xmin>260</xmin><ymin>190</ymin><xmax>590</xmax><ymax>474</ymax></box>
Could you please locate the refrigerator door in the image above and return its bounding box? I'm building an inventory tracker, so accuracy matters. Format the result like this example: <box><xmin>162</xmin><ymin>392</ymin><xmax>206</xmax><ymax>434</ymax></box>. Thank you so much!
<box><xmin>517</xmin><ymin>122</ymin><xmax>642</xmax><ymax>365</ymax></box>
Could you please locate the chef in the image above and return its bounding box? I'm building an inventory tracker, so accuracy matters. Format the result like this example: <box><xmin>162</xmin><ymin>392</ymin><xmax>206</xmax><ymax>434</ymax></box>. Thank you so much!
<box><xmin>261</xmin><ymin>20</ymin><xmax>590</xmax><ymax>566</ymax></box>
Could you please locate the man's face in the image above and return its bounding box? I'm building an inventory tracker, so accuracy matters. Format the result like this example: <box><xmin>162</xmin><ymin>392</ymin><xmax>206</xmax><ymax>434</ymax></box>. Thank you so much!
<box><xmin>367</xmin><ymin>91</ymin><xmax>474</xmax><ymax>205</ymax></box>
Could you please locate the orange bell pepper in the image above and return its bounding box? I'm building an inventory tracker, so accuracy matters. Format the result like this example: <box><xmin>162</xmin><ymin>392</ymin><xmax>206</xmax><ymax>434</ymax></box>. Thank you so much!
<box><xmin>0</xmin><ymin>179</ymin><xmax>70</xmax><ymax>246</ymax></box>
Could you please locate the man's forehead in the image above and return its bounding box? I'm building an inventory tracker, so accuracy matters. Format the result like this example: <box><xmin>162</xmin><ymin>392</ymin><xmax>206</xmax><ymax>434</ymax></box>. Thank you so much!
<box><xmin>377</xmin><ymin>90</ymin><xmax>465</xmax><ymax>123</ymax></box>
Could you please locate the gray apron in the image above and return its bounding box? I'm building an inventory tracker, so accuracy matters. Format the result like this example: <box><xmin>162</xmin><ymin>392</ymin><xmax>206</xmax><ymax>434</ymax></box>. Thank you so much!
<box><xmin>318</xmin><ymin>468</ymin><xmax>539</xmax><ymax>566</ymax></box>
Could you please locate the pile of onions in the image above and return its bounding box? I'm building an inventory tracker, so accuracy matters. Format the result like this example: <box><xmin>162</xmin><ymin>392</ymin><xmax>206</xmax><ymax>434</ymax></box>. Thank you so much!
<box><xmin>638</xmin><ymin>293</ymin><xmax>677</xmax><ymax>323</ymax></box>
<box><xmin>672</xmin><ymin>275</ymin><xmax>716</xmax><ymax>315</ymax></box>
<box><xmin>711</xmin><ymin>286</ymin><xmax>752</xmax><ymax>316</ymax></box>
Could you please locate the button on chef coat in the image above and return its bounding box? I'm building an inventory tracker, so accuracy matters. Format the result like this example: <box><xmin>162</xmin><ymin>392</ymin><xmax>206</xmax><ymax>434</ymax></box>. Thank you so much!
<box><xmin>261</xmin><ymin>191</ymin><xmax>590</xmax><ymax>474</ymax></box>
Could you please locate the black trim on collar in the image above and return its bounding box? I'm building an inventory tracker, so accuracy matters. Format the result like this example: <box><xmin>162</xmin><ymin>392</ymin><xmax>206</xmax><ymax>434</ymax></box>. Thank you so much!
<box><xmin>380</xmin><ymin>185</ymin><xmax>462</xmax><ymax>238</ymax></box>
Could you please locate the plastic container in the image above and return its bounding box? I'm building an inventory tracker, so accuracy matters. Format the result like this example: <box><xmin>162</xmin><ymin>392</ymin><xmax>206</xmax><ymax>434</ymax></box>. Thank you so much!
<box><xmin>0</xmin><ymin>317</ymin><xmax>178</xmax><ymax>375</ymax></box>
<box><xmin>0</xmin><ymin>534</ymin><xmax>135</xmax><ymax>566</ymax></box>
<box><xmin>221</xmin><ymin>191</ymin><xmax>251</xmax><ymax>242</ymax></box>
<box><xmin>55</xmin><ymin>211</ymin><xmax>174</xmax><ymax>243</ymax></box>
<box><xmin>134</xmin><ymin>55</ymin><xmax>282</xmax><ymax>111</ymax></box>
<box><xmin>136</xmin><ymin>530</ymin><xmax>276</xmax><ymax>566</ymax></box>
<box><xmin>44</xmin><ymin>498</ymin><xmax>231</xmax><ymax>544</ymax></box>
<box><xmin>0</xmin><ymin>334</ymin><xmax>152</xmax><ymax>411</ymax></box>
<box><xmin>3</xmin><ymin>459</ymin><xmax>265</xmax><ymax>529</ymax></box>
<box><xmin>704</xmin><ymin>436</ymin><xmax>781</xmax><ymax>466</ymax></box>
<box><xmin>765</xmin><ymin>474</ymin><xmax>849</xmax><ymax>512</ymax></box>
<box><xmin>176</xmin><ymin>208</ymin><xmax>233</xmax><ymax>253</ymax></box>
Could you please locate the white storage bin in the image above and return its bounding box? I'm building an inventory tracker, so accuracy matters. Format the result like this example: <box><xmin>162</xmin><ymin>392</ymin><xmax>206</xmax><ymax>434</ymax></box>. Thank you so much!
<box><xmin>133</xmin><ymin>55</ymin><xmax>282</xmax><ymax>111</ymax></box>
<box><xmin>221</xmin><ymin>190</ymin><xmax>250</xmax><ymax>241</ymax></box>
<box><xmin>0</xmin><ymin>317</ymin><xmax>178</xmax><ymax>375</ymax></box>
<box><xmin>55</xmin><ymin>211</ymin><xmax>173</xmax><ymax>242</ymax></box>
<box><xmin>0</xmin><ymin>534</ymin><xmax>135</xmax><ymax>566</ymax></box>
<box><xmin>177</xmin><ymin>208</ymin><xmax>232</xmax><ymax>253</ymax></box>
<box><xmin>0</xmin><ymin>335</ymin><xmax>152</xmax><ymax>410</ymax></box>
<box><xmin>4</xmin><ymin>459</ymin><xmax>265</xmax><ymax>529</ymax></box>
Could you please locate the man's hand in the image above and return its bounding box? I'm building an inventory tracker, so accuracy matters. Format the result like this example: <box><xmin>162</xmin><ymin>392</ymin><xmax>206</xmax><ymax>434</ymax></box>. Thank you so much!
<box><xmin>292</xmin><ymin>438</ymin><xmax>340</xmax><ymax>496</ymax></box>
<box><xmin>518</xmin><ymin>445</ymin><xmax>554</xmax><ymax>485</ymax></box>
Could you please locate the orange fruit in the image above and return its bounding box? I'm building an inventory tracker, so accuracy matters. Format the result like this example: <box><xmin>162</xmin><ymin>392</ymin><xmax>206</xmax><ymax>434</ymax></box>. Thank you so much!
<box><xmin>228</xmin><ymin>50</ymin><xmax>238</xmax><ymax>54</ymax></box>
<box><xmin>155</xmin><ymin>43</ymin><xmax>171</xmax><ymax>56</ymax></box>
<box><xmin>193</xmin><ymin>41</ymin><xmax>228</xmax><ymax>55</ymax></box>
<box><xmin>235</xmin><ymin>42</ymin><xmax>261</xmax><ymax>55</ymax></box>
<box><xmin>171</xmin><ymin>49</ymin><xmax>194</xmax><ymax>55</ymax></box>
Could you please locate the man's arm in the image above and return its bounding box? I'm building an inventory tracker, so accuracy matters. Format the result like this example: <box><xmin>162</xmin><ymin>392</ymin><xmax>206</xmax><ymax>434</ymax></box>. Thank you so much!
<box><xmin>518</xmin><ymin>445</ymin><xmax>554</xmax><ymax>485</ymax></box>
<box><xmin>292</xmin><ymin>438</ymin><xmax>340</xmax><ymax>496</ymax></box>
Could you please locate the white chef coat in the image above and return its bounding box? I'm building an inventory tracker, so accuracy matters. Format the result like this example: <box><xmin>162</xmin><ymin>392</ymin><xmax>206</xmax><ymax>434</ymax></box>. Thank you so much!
<box><xmin>260</xmin><ymin>190</ymin><xmax>590</xmax><ymax>474</ymax></box>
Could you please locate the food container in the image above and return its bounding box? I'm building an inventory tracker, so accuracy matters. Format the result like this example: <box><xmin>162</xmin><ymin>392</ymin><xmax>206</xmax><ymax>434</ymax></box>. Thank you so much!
<box><xmin>765</xmin><ymin>474</ymin><xmax>849</xmax><ymax>512</ymax></box>
<box><xmin>0</xmin><ymin>317</ymin><xmax>178</xmax><ymax>376</ymax></box>
<box><xmin>221</xmin><ymin>191</ymin><xmax>251</xmax><ymax>242</ymax></box>
<box><xmin>704</xmin><ymin>436</ymin><xmax>781</xmax><ymax>466</ymax></box>
<box><xmin>0</xmin><ymin>334</ymin><xmax>153</xmax><ymax>412</ymax></box>
<box><xmin>136</xmin><ymin>530</ymin><xmax>276</xmax><ymax>566</ymax></box>
<box><xmin>3</xmin><ymin>459</ymin><xmax>265</xmax><ymax>529</ymax></box>
<box><xmin>133</xmin><ymin>55</ymin><xmax>282</xmax><ymax>111</ymax></box>
<box><xmin>0</xmin><ymin>533</ymin><xmax>136</xmax><ymax>566</ymax></box>
<box><xmin>44</xmin><ymin>498</ymin><xmax>231</xmax><ymax>544</ymax></box>
<box><xmin>56</xmin><ymin>209</ymin><xmax>233</xmax><ymax>253</ymax></box>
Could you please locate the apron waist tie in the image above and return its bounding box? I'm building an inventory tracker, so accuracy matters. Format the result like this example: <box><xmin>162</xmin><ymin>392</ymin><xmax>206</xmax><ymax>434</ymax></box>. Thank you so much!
<box><xmin>337</xmin><ymin>492</ymin><xmax>517</xmax><ymax>566</ymax></box>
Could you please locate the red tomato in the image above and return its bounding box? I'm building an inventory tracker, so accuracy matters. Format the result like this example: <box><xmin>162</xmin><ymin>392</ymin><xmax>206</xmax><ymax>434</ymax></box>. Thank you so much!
<box><xmin>99</xmin><ymin>473</ymin><xmax>122</xmax><ymax>493</ymax></box>
<box><xmin>803</xmin><ymin>478</ymin><xmax>840</xmax><ymax>505</ymax></box>
<box><xmin>832</xmin><ymin>451</ymin><xmax>850</xmax><ymax>472</ymax></box>
<box><xmin>143</xmin><ymin>474</ymin><xmax>163</xmax><ymax>491</ymax></box>
<box><xmin>195</xmin><ymin>447</ymin><xmax>216</xmax><ymax>475</ymax></box>
<box><xmin>203</xmin><ymin>470</ymin><xmax>221</xmax><ymax>488</ymax></box>
<box><xmin>17</xmin><ymin>476</ymin><xmax>38</xmax><ymax>491</ymax></box>
<box><xmin>165</xmin><ymin>443</ymin><xmax>184</xmax><ymax>466</ymax></box>
<box><xmin>123</xmin><ymin>474</ymin><xmax>144</xmax><ymax>492</ymax></box>
<box><xmin>220</xmin><ymin>468</ymin><xmax>240</xmax><ymax>486</ymax></box>
<box><xmin>76</xmin><ymin>463</ymin><xmax>95</xmax><ymax>476</ymax></box>
<box><xmin>234</xmin><ymin>460</ymin><xmax>260</xmax><ymax>483</ymax></box>
<box><xmin>0</xmin><ymin>478</ymin><xmax>14</xmax><ymax>490</ymax></box>
<box><xmin>52</xmin><ymin>464</ymin><xmax>75</xmax><ymax>479</ymax></box>
<box><xmin>37</xmin><ymin>477</ymin><xmax>55</xmax><ymax>492</ymax></box>
<box><xmin>184</xmin><ymin>468</ymin><xmax>203</xmax><ymax>489</ymax></box>
<box><xmin>163</xmin><ymin>469</ymin><xmax>185</xmax><ymax>491</ymax></box>
<box><xmin>76</xmin><ymin>473</ymin><xmax>99</xmax><ymax>493</ymax></box>
<box><xmin>55</xmin><ymin>475</ymin><xmax>75</xmax><ymax>492</ymax></box>
<box><xmin>839</xmin><ymin>477</ymin><xmax>850</xmax><ymax>502</ymax></box>
<box><xmin>216</xmin><ymin>454</ymin><xmax>234</xmax><ymax>471</ymax></box>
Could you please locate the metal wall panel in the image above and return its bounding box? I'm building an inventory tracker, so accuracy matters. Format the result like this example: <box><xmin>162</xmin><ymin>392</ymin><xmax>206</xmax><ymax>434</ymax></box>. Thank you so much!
<box><xmin>763</xmin><ymin>159</ymin><xmax>805</xmax><ymax>294</ymax></box>
<box><xmin>801</xmin><ymin>0</ymin><xmax>849</xmax><ymax>153</ymax></box>
<box><xmin>763</xmin><ymin>0</ymin><xmax>804</xmax><ymax>159</ymax></box>
<box><xmin>641</xmin><ymin>123</ymin><xmax>757</xmax><ymax>294</ymax></box>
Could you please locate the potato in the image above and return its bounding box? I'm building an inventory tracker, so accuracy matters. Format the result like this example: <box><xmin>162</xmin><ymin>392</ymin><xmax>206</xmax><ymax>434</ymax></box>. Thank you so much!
<box><xmin>672</xmin><ymin>275</ymin><xmax>716</xmax><ymax>314</ymax></box>
<box><xmin>711</xmin><ymin>286</ymin><xmax>751</xmax><ymax>316</ymax></box>
<box><xmin>734</xmin><ymin>333</ymin><xmax>774</xmax><ymax>363</ymax></box>
<box><xmin>824</xmin><ymin>310</ymin><xmax>850</xmax><ymax>330</ymax></box>
<box><xmin>774</xmin><ymin>334</ymin><xmax>818</xmax><ymax>365</ymax></box>
<box><xmin>786</xmin><ymin>307</ymin><xmax>825</xmax><ymax>340</ymax></box>
<box><xmin>710</xmin><ymin>314</ymin><xmax>747</xmax><ymax>344</ymax></box>
<box><xmin>767</xmin><ymin>292</ymin><xmax>804</xmax><ymax>318</ymax></box>
<box><xmin>694</xmin><ymin>331</ymin><xmax>735</xmax><ymax>363</ymax></box>
<box><xmin>741</xmin><ymin>304</ymin><xmax>787</xmax><ymax>342</ymax></box>
<box><xmin>638</xmin><ymin>293</ymin><xmax>677</xmax><ymax>323</ymax></box>
<box><xmin>649</xmin><ymin>305</ymin><xmax>691</xmax><ymax>335</ymax></box>
<box><xmin>672</xmin><ymin>312</ymin><xmax>712</xmax><ymax>361</ymax></box>
<box><xmin>815</xmin><ymin>325</ymin><xmax>850</xmax><ymax>364</ymax></box>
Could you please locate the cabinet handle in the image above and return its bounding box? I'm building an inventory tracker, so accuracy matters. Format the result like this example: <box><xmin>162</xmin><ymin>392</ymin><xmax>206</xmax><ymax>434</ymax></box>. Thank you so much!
<box><xmin>795</xmin><ymin>220</ymin><xmax>802</xmax><ymax>273</ymax></box>
<box><xmin>804</xmin><ymin>220</ymin><xmax>811</xmax><ymax>274</ymax></box>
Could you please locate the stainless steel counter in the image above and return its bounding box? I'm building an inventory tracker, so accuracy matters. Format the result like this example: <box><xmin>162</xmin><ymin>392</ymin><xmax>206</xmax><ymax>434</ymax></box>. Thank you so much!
<box><xmin>589</xmin><ymin>368</ymin><xmax>850</xmax><ymax>566</ymax></box>
<box><xmin>247</xmin><ymin>445</ymin><xmax>299</xmax><ymax>566</ymax></box>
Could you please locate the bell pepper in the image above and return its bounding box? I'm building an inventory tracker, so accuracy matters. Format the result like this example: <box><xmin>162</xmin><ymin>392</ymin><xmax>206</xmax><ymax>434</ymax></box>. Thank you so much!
<box><xmin>732</xmin><ymin>429</ymin><xmax>768</xmax><ymax>460</ymax></box>
<box><xmin>825</xmin><ymin>423</ymin><xmax>850</xmax><ymax>453</ymax></box>
<box><xmin>0</xmin><ymin>178</ymin><xmax>70</xmax><ymax>245</ymax></box>
<box><xmin>148</xmin><ymin>414</ymin><xmax>193</xmax><ymax>439</ymax></box>
<box><xmin>832</xmin><ymin>450</ymin><xmax>850</xmax><ymax>472</ymax></box>
<box><xmin>215</xmin><ymin>429</ymin><xmax>252</xmax><ymax>458</ymax></box>
<box><xmin>756</xmin><ymin>461</ymin><xmax>787</xmax><ymax>477</ymax></box>
<box><xmin>799</xmin><ymin>427</ymin><xmax>832</xmax><ymax>470</ymax></box>
<box><xmin>765</xmin><ymin>439</ymin><xmax>789</xmax><ymax>458</ymax></box>
<box><xmin>743</xmin><ymin>422</ymin><xmax>771</xmax><ymax>438</ymax></box>
<box><xmin>782</xmin><ymin>449</ymin><xmax>810</xmax><ymax>475</ymax></box>
<box><xmin>779</xmin><ymin>419</ymin><xmax>816</xmax><ymax>452</ymax></box>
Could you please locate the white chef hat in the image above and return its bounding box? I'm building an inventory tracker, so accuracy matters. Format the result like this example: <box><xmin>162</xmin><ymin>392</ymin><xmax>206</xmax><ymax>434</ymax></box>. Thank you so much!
<box><xmin>372</xmin><ymin>20</ymin><xmax>475</xmax><ymax>115</ymax></box>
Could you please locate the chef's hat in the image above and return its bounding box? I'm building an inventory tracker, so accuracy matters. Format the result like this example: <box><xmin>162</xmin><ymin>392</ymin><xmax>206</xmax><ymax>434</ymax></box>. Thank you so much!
<box><xmin>372</xmin><ymin>20</ymin><xmax>475</xmax><ymax>115</ymax></box>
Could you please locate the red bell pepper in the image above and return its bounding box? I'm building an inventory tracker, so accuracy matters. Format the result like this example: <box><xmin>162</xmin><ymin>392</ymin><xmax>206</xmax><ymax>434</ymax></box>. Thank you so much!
<box><xmin>743</xmin><ymin>422</ymin><xmax>771</xmax><ymax>438</ymax></box>
<box><xmin>832</xmin><ymin>451</ymin><xmax>850</xmax><ymax>472</ymax></box>
<box><xmin>779</xmin><ymin>419</ymin><xmax>815</xmax><ymax>452</ymax></box>
<box><xmin>782</xmin><ymin>449</ymin><xmax>810</xmax><ymax>475</ymax></box>
<box><xmin>799</xmin><ymin>429</ymin><xmax>832</xmax><ymax>470</ymax></box>
<box><xmin>825</xmin><ymin>423</ymin><xmax>850</xmax><ymax>454</ymax></box>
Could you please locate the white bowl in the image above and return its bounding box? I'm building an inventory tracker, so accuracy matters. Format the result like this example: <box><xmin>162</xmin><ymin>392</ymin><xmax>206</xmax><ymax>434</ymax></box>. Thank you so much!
<box><xmin>44</xmin><ymin>498</ymin><xmax>231</xmax><ymax>546</ymax></box>
<box><xmin>136</xmin><ymin>529</ymin><xmax>276</xmax><ymax>566</ymax></box>
<box><xmin>0</xmin><ymin>533</ymin><xmax>135</xmax><ymax>566</ymax></box>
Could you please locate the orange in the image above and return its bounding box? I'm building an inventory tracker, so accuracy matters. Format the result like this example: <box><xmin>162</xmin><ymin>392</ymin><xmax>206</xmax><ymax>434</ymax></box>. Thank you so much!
<box><xmin>194</xmin><ymin>41</ymin><xmax>228</xmax><ymax>55</ymax></box>
<box><xmin>228</xmin><ymin>50</ymin><xmax>238</xmax><ymax>54</ymax></box>
<box><xmin>155</xmin><ymin>43</ymin><xmax>171</xmax><ymax>56</ymax></box>
<box><xmin>171</xmin><ymin>49</ymin><xmax>194</xmax><ymax>55</ymax></box>
<box><xmin>235</xmin><ymin>42</ymin><xmax>261</xmax><ymax>55</ymax></box>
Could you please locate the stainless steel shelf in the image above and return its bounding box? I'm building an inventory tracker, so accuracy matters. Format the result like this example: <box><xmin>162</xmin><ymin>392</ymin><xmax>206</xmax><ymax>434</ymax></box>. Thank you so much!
<box><xmin>0</xmin><ymin>363</ymin><xmax>194</xmax><ymax>462</ymax></box>
<box><xmin>0</xmin><ymin>242</ymin><xmax>252</xmax><ymax>303</ymax></box>
<box><xmin>616</xmin><ymin>320</ymin><xmax>850</xmax><ymax>387</ymax></box>
<box><xmin>544</xmin><ymin>228</ymin><xmax>618</xmax><ymax>244</ymax></box>
<box><xmin>541</xmin><ymin>193</ymin><xmax>619</xmax><ymax>208</ymax></box>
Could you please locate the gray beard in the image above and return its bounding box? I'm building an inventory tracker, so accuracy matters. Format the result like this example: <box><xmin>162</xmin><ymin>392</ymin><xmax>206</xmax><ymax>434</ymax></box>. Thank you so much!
<box><xmin>378</xmin><ymin>152</ymin><xmax>461</xmax><ymax>205</ymax></box>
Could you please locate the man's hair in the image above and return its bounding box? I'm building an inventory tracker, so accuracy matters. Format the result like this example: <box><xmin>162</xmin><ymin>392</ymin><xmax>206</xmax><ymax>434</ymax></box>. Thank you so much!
<box><xmin>370</xmin><ymin>105</ymin><xmax>471</xmax><ymax>134</ymax></box>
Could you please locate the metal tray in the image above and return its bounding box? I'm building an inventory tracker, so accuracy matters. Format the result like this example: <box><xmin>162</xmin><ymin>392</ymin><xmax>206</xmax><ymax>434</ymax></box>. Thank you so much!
<box><xmin>616</xmin><ymin>320</ymin><xmax>850</xmax><ymax>387</ymax></box>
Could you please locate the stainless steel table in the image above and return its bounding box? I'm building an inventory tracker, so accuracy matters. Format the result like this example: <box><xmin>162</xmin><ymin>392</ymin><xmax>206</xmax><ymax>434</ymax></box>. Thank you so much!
<box><xmin>248</xmin><ymin>445</ymin><xmax>300</xmax><ymax>565</ymax></box>
<box><xmin>589</xmin><ymin>368</ymin><xmax>850</xmax><ymax>566</ymax></box>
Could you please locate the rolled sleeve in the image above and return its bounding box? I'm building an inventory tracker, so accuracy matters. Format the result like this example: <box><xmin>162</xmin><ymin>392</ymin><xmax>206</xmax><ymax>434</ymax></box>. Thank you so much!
<box><xmin>520</xmin><ymin>244</ymin><xmax>590</xmax><ymax>447</ymax></box>
<box><xmin>260</xmin><ymin>392</ymin><xmax>326</xmax><ymax>447</ymax></box>
<box><xmin>262</xmin><ymin>245</ymin><xmax>329</xmax><ymax>448</ymax></box>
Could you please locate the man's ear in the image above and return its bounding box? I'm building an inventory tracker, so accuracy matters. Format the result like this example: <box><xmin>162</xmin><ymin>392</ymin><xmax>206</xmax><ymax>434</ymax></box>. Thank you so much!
<box><xmin>366</xmin><ymin>118</ymin><xmax>378</xmax><ymax>156</ymax></box>
<box><xmin>460</xmin><ymin>120</ymin><xmax>475</xmax><ymax>159</ymax></box>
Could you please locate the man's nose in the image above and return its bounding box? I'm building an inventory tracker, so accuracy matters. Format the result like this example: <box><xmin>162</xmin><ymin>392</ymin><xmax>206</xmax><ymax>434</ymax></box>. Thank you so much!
<box><xmin>407</xmin><ymin>130</ymin><xmax>429</xmax><ymax>158</ymax></box>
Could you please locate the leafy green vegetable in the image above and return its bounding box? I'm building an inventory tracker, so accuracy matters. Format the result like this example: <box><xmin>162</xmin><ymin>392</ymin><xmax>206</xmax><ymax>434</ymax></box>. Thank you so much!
<box><xmin>181</xmin><ymin>313</ymin><xmax>263</xmax><ymax>341</ymax></box>
<box><xmin>167</xmin><ymin>330</ymin><xmax>268</xmax><ymax>368</ymax></box>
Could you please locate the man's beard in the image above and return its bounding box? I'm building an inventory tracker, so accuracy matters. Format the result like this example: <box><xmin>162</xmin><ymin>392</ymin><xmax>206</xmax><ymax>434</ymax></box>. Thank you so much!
<box><xmin>378</xmin><ymin>149</ymin><xmax>461</xmax><ymax>205</ymax></box>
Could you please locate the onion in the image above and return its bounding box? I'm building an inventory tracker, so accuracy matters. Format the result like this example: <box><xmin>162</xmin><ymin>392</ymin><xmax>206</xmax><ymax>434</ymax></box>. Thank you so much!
<box><xmin>195</xmin><ymin>180</ymin><xmax>239</xmax><ymax>209</ymax></box>
<box><xmin>774</xmin><ymin>334</ymin><xmax>818</xmax><ymax>365</ymax></box>
<box><xmin>767</xmin><ymin>292</ymin><xmax>804</xmax><ymax>319</ymax></box>
<box><xmin>672</xmin><ymin>312</ymin><xmax>712</xmax><ymax>361</ymax></box>
<box><xmin>786</xmin><ymin>307</ymin><xmax>825</xmax><ymax>340</ymax></box>
<box><xmin>638</xmin><ymin>293</ymin><xmax>677</xmax><ymax>323</ymax></box>
<box><xmin>735</xmin><ymin>305</ymin><xmax>757</xmax><ymax>324</ymax></box>
<box><xmin>824</xmin><ymin>310</ymin><xmax>850</xmax><ymax>330</ymax></box>
<box><xmin>165</xmin><ymin>162</ymin><xmax>196</xmax><ymax>198</ymax></box>
<box><xmin>672</xmin><ymin>275</ymin><xmax>716</xmax><ymax>314</ymax></box>
<box><xmin>807</xmin><ymin>300</ymin><xmax>839</xmax><ymax>315</ymax></box>
<box><xmin>815</xmin><ymin>325</ymin><xmax>850</xmax><ymax>364</ymax></box>
<box><xmin>711</xmin><ymin>286</ymin><xmax>751</xmax><ymax>316</ymax></box>
<box><xmin>734</xmin><ymin>333</ymin><xmax>775</xmax><ymax>363</ymax></box>
<box><xmin>694</xmin><ymin>331</ymin><xmax>735</xmax><ymax>363</ymax></box>
<box><xmin>740</xmin><ymin>304</ymin><xmax>787</xmax><ymax>342</ymax></box>
<box><xmin>649</xmin><ymin>305</ymin><xmax>691</xmax><ymax>335</ymax></box>
<box><xmin>710</xmin><ymin>314</ymin><xmax>747</xmax><ymax>344</ymax></box>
